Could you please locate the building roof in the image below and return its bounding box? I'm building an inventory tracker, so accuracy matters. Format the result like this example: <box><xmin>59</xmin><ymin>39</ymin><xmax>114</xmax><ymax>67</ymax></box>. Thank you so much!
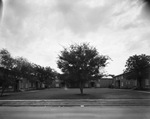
<box><xmin>114</xmin><ymin>66</ymin><xmax>150</xmax><ymax>78</ymax></box>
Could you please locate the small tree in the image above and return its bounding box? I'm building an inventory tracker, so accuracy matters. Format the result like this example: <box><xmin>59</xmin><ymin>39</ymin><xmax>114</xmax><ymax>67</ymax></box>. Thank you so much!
<box><xmin>0</xmin><ymin>49</ymin><xmax>15</xmax><ymax>96</ymax></box>
<box><xmin>13</xmin><ymin>57</ymin><xmax>34</xmax><ymax>91</ymax></box>
<box><xmin>32</xmin><ymin>65</ymin><xmax>56</xmax><ymax>88</ymax></box>
<box><xmin>57</xmin><ymin>43</ymin><xmax>110</xmax><ymax>94</ymax></box>
<box><xmin>0</xmin><ymin>67</ymin><xmax>15</xmax><ymax>96</ymax></box>
<box><xmin>33</xmin><ymin>65</ymin><xmax>45</xmax><ymax>88</ymax></box>
<box><xmin>124</xmin><ymin>54</ymin><xmax>150</xmax><ymax>89</ymax></box>
<box><xmin>0</xmin><ymin>49</ymin><xmax>14</xmax><ymax>69</ymax></box>
<box><xmin>43</xmin><ymin>67</ymin><xmax>57</xmax><ymax>88</ymax></box>
<box><xmin>14</xmin><ymin>57</ymin><xmax>32</xmax><ymax>78</ymax></box>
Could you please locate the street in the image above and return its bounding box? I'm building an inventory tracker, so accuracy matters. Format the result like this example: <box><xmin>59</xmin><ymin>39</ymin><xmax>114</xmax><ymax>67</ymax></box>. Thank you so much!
<box><xmin>0</xmin><ymin>106</ymin><xmax>150</xmax><ymax>119</ymax></box>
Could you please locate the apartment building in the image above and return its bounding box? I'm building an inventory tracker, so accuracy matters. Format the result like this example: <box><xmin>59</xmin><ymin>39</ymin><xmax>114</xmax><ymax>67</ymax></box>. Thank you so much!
<box><xmin>113</xmin><ymin>66</ymin><xmax>150</xmax><ymax>89</ymax></box>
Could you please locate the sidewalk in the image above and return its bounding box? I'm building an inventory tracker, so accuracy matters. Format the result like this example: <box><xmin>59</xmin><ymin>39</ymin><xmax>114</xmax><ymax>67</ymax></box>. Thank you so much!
<box><xmin>0</xmin><ymin>99</ymin><xmax>150</xmax><ymax>106</ymax></box>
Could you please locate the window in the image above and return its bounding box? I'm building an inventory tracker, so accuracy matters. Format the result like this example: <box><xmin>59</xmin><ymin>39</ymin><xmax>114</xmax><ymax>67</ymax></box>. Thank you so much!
<box><xmin>8</xmin><ymin>86</ymin><xmax>12</xmax><ymax>89</ymax></box>
<box><xmin>55</xmin><ymin>84</ymin><xmax>59</xmax><ymax>87</ymax></box>
<box><xmin>25</xmin><ymin>83</ymin><xmax>28</xmax><ymax>88</ymax></box>
<box><xmin>145</xmin><ymin>79</ymin><xmax>150</xmax><ymax>86</ymax></box>
<box><xmin>20</xmin><ymin>81</ymin><xmax>23</xmax><ymax>89</ymax></box>
<box><xmin>29</xmin><ymin>82</ymin><xmax>31</xmax><ymax>87</ymax></box>
<box><xmin>121</xmin><ymin>82</ymin><xmax>124</xmax><ymax>87</ymax></box>
<box><xmin>55</xmin><ymin>79</ymin><xmax>59</xmax><ymax>82</ymax></box>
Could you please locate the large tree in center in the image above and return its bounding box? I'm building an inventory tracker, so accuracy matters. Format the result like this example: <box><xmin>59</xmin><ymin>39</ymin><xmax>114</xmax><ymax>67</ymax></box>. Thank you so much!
<box><xmin>57</xmin><ymin>43</ymin><xmax>110</xmax><ymax>94</ymax></box>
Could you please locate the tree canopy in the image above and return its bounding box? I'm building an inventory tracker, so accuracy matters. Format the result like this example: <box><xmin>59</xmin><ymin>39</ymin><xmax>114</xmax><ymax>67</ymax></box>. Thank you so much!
<box><xmin>57</xmin><ymin>43</ymin><xmax>110</xmax><ymax>94</ymax></box>
<box><xmin>0</xmin><ymin>49</ymin><xmax>15</xmax><ymax>95</ymax></box>
<box><xmin>0</xmin><ymin>49</ymin><xmax>14</xmax><ymax>69</ymax></box>
<box><xmin>0</xmin><ymin>49</ymin><xmax>57</xmax><ymax>96</ymax></box>
<box><xmin>125</xmin><ymin>54</ymin><xmax>150</xmax><ymax>73</ymax></box>
<box><xmin>124</xmin><ymin>54</ymin><xmax>150</xmax><ymax>89</ymax></box>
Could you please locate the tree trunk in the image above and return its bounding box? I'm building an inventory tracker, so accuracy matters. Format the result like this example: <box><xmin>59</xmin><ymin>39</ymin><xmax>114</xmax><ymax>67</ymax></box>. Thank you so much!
<box><xmin>138</xmin><ymin>78</ymin><xmax>142</xmax><ymax>90</ymax></box>
<box><xmin>79</xmin><ymin>82</ymin><xmax>84</xmax><ymax>95</ymax></box>
<box><xmin>36</xmin><ymin>82</ymin><xmax>38</xmax><ymax>89</ymax></box>
<box><xmin>40</xmin><ymin>83</ymin><xmax>42</xmax><ymax>89</ymax></box>
<box><xmin>1</xmin><ymin>86</ymin><xmax>6</xmax><ymax>97</ymax></box>
<box><xmin>137</xmin><ymin>72</ymin><xmax>143</xmax><ymax>90</ymax></box>
<box><xmin>14</xmin><ymin>80</ymin><xmax>19</xmax><ymax>92</ymax></box>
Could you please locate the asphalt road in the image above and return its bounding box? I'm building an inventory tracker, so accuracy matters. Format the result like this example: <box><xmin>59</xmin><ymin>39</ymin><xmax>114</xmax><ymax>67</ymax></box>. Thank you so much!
<box><xmin>0</xmin><ymin>107</ymin><xmax>150</xmax><ymax>119</ymax></box>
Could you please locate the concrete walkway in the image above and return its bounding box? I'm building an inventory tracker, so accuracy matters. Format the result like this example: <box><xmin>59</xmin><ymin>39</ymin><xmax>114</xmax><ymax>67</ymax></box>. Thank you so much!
<box><xmin>0</xmin><ymin>99</ymin><xmax>150</xmax><ymax>106</ymax></box>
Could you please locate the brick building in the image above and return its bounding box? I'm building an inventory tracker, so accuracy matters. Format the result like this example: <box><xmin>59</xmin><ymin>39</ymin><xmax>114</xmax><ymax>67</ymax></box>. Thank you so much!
<box><xmin>52</xmin><ymin>78</ymin><xmax>113</xmax><ymax>88</ymax></box>
<box><xmin>0</xmin><ymin>67</ymin><xmax>44</xmax><ymax>92</ymax></box>
<box><xmin>113</xmin><ymin>66</ymin><xmax>150</xmax><ymax>89</ymax></box>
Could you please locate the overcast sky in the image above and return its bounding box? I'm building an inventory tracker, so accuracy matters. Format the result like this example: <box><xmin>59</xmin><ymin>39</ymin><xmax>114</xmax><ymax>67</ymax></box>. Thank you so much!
<box><xmin>0</xmin><ymin>0</ymin><xmax>150</xmax><ymax>75</ymax></box>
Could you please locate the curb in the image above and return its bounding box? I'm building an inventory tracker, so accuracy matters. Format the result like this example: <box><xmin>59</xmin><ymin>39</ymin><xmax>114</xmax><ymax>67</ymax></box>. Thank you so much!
<box><xmin>0</xmin><ymin>99</ymin><xmax>150</xmax><ymax>107</ymax></box>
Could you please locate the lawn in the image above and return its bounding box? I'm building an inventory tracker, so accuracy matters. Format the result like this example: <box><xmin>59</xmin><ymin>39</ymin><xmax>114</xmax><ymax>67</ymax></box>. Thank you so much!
<box><xmin>0</xmin><ymin>88</ymin><xmax>150</xmax><ymax>100</ymax></box>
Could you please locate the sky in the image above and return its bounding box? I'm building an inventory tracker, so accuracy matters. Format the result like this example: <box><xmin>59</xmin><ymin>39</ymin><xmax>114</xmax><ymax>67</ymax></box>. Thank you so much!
<box><xmin>0</xmin><ymin>0</ymin><xmax>150</xmax><ymax>75</ymax></box>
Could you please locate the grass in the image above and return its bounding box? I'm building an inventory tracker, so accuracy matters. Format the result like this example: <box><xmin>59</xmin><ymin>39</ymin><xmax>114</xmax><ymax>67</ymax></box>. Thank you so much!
<box><xmin>0</xmin><ymin>88</ymin><xmax>150</xmax><ymax>100</ymax></box>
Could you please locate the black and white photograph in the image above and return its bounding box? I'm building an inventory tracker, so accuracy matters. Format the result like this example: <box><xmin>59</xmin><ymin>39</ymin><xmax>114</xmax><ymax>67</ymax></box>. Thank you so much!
<box><xmin>0</xmin><ymin>0</ymin><xmax>150</xmax><ymax>119</ymax></box>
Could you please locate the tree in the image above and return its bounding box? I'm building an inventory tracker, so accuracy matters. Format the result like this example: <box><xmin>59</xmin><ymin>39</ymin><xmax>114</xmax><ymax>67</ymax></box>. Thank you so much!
<box><xmin>0</xmin><ymin>49</ymin><xmax>15</xmax><ymax>96</ymax></box>
<box><xmin>0</xmin><ymin>49</ymin><xmax>14</xmax><ymax>69</ymax></box>
<box><xmin>33</xmin><ymin>65</ymin><xmax>57</xmax><ymax>89</ymax></box>
<box><xmin>43</xmin><ymin>67</ymin><xmax>57</xmax><ymax>88</ymax></box>
<box><xmin>124</xmin><ymin>54</ymin><xmax>150</xmax><ymax>89</ymax></box>
<box><xmin>0</xmin><ymin>67</ymin><xmax>16</xmax><ymax>96</ymax></box>
<box><xmin>0</xmin><ymin>48</ymin><xmax>57</xmax><ymax>95</ymax></box>
<box><xmin>13</xmin><ymin>57</ymin><xmax>32</xmax><ymax>78</ymax></box>
<box><xmin>57</xmin><ymin>43</ymin><xmax>110</xmax><ymax>94</ymax></box>
<box><xmin>32</xmin><ymin>65</ymin><xmax>44</xmax><ymax>88</ymax></box>
<box><xmin>12</xmin><ymin>57</ymin><xmax>34</xmax><ymax>91</ymax></box>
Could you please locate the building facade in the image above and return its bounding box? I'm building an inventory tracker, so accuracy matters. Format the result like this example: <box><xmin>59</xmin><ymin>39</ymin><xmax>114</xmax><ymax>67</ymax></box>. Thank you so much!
<box><xmin>51</xmin><ymin>78</ymin><xmax>113</xmax><ymax>88</ymax></box>
<box><xmin>113</xmin><ymin>74</ymin><xmax>137</xmax><ymax>89</ymax></box>
<box><xmin>113</xmin><ymin>67</ymin><xmax>150</xmax><ymax>89</ymax></box>
<box><xmin>0</xmin><ymin>67</ymin><xmax>45</xmax><ymax>92</ymax></box>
